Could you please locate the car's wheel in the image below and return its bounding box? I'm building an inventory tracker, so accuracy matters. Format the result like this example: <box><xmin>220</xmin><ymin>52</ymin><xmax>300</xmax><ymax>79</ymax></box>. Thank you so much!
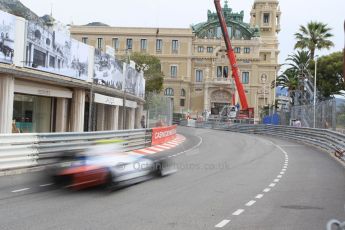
<box><xmin>105</xmin><ymin>171</ymin><xmax>117</xmax><ymax>191</ymax></box>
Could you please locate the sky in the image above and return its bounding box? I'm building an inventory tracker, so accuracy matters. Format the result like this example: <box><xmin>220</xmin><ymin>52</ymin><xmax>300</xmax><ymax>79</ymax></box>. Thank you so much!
<box><xmin>20</xmin><ymin>0</ymin><xmax>344</xmax><ymax>71</ymax></box>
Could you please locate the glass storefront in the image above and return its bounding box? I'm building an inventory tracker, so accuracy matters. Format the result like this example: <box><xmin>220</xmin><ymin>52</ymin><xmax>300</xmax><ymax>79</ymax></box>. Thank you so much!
<box><xmin>13</xmin><ymin>94</ymin><xmax>52</xmax><ymax>133</ymax></box>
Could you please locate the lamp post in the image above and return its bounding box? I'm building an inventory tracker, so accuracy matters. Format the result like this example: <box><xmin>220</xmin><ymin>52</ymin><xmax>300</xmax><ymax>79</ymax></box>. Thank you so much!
<box><xmin>343</xmin><ymin>20</ymin><xmax>345</xmax><ymax>86</ymax></box>
<box><xmin>313</xmin><ymin>55</ymin><xmax>318</xmax><ymax>128</ymax></box>
<box><xmin>273</xmin><ymin>66</ymin><xmax>278</xmax><ymax>114</ymax></box>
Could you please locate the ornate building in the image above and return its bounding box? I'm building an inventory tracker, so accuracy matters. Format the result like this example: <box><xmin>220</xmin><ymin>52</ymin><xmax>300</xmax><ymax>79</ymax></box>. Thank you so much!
<box><xmin>70</xmin><ymin>0</ymin><xmax>281</xmax><ymax>120</ymax></box>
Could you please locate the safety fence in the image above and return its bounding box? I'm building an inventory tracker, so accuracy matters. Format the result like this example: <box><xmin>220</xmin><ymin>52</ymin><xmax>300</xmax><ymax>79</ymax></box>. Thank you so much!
<box><xmin>0</xmin><ymin>129</ymin><xmax>153</xmax><ymax>172</ymax></box>
<box><xmin>182</xmin><ymin>121</ymin><xmax>345</xmax><ymax>162</ymax></box>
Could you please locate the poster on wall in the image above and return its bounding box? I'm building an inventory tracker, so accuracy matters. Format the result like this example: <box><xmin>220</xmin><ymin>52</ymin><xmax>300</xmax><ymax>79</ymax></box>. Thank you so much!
<box><xmin>124</xmin><ymin>65</ymin><xmax>138</xmax><ymax>95</ymax></box>
<box><xmin>25</xmin><ymin>20</ymin><xmax>88</xmax><ymax>81</ymax></box>
<box><xmin>0</xmin><ymin>10</ymin><xmax>16</xmax><ymax>64</ymax></box>
<box><xmin>69</xmin><ymin>39</ymin><xmax>88</xmax><ymax>80</ymax></box>
<box><xmin>136</xmin><ymin>71</ymin><xmax>145</xmax><ymax>98</ymax></box>
<box><xmin>94</xmin><ymin>49</ymin><xmax>124</xmax><ymax>90</ymax></box>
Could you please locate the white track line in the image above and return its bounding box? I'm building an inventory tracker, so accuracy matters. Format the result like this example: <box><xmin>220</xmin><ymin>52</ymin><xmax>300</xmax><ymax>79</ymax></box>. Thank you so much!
<box><xmin>263</xmin><ymin>188</ymin><xmax>271</xmax><ymax>192</ymax></box>
<box><xmin>232</xmin><ymin>209</ymin><xmax>244</xmax><ymax>216</ymax></box>
<box><xmin>12</xmin><ymin>188</ymin><xmax>30</xmax><ymax>193</ymax></box>
<box><xmin>245</xmin><ymin>200</ymin><xmax>256</xmax><ymax>207</ymax></box>
<box><xmin>255</xmin><ymin>194</ymin><xmax>264</xmax><ymax>199</ymax></box>
<box><xmin>40</xmin><ymin>183</ymin><xmax>53</xmax><ymax>187</ymax></box>
<box><xmin>269</xmin><ymin>183</ymin><xmax>276</xmax><ymax>187</ymax></box>
<box><xmin>215</xmin><ymin>220</ymin><xmax>231</xmax><ymax>228</ymax></box>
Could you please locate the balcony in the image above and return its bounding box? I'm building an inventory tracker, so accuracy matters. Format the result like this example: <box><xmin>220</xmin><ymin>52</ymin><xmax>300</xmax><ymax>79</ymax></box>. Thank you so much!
<box><xmin>206</xmin><ymin>77</ymin><xmax>235</xmax><ymax>87</ymax></box>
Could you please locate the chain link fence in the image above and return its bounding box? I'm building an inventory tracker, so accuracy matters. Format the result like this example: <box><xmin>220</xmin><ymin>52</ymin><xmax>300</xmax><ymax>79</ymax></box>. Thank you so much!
<box><xmin>272</xmin><ymin>98</ymin><xmax>338</xmax><ymax>130</ymax></box>
<box><xmin>144</xmin><ymin>93</ymin><xmax>173</xmax><ymax>128</ymax></box>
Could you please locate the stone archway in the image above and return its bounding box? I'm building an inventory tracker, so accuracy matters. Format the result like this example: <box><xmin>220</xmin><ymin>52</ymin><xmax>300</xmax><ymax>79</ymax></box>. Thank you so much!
<box><xmin>210</xmin><ymin>90</ymin><xmax>232</xmax><ymax>115</ymax></box>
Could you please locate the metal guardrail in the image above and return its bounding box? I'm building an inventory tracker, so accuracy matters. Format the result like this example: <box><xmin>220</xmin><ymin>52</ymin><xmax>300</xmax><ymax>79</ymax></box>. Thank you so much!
<box><xmin>0</xmin><ymin>129</ymin><xmax>152</xmax><ymax>172</ymax></box>
<box><xmin>182</xmin><ymin>120</ymin><xmax>345</xmax><ymax>162</ymax></box>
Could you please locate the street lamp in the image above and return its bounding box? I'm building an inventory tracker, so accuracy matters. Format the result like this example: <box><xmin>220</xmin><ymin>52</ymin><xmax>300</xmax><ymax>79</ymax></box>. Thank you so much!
<box><xmin>313</xmin><ymin>55</ymin><xmax>319</xmax><ymax>128</ymax></box>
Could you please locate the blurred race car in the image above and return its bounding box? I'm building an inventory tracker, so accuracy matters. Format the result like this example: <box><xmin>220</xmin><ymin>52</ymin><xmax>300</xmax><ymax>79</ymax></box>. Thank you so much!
<box><xmin>51</xmin><ymin>143</ymin><xmax>175</xmax><ymax>190</ymax></box>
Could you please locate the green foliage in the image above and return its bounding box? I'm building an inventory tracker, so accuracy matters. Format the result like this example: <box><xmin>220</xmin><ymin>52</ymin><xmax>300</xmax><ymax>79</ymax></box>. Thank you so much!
<box><xmin>277</xmin><ymin>50</ymin><xmax>311</xmax><ymax>91</ymax></box>
<box><xmin>294</xmin><ymin>21</ymin><xmax>334</xmax><ymax>59</ymax></box>
<box><xmin>131</xmin><ymin>52</ymin><xmax>164</xmax><ymax>94</ymax></box>
<box><xmin>277</xmin><ymin>68</ymin><xmax>298</xmax><ymax>91</ymax></box>
<box><xmin>311</xmin><ymin>52</ymin><xmax>344</xmax><ymax>98</ymax></box>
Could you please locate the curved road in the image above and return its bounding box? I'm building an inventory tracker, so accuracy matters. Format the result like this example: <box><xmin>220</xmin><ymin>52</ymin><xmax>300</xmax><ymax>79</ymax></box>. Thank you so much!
<box><xmin>0</xmin><ymin>126</ymin><xmax>344</xmax><ymax>229</ymax></box>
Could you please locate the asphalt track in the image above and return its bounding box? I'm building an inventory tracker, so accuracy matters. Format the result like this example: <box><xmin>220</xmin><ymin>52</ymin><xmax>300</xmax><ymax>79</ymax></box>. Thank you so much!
<box><xmin>0</xmin><ymin>126</ymin><xmax>344</xmax><ymax>230</ymax></box>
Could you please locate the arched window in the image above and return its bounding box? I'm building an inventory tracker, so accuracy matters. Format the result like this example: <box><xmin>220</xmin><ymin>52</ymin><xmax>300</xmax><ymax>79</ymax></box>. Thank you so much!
<box><xmin>180</xmin><ymin>89</ymin><xmax>186</xmax><ymax>97</ymax></box>
<box><xmin>164</xmin><ymin>88</ymin><xmax>174</xmax><ymax>96</ymax></box>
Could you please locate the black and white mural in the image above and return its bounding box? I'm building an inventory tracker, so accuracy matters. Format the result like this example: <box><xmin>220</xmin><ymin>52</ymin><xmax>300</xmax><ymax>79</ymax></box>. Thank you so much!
<box><xmin>124</xmin><ymin>65</ymin><xmax>139</xmax><ymax>95</ymax></box>
<box><xmin>136</xmin><ymin>71</ymin><xmax>145</xmax><ymax>98</ymax></box>
<box><xmin>25</xmin><ymin>21</ymin><xmax>88</xmax><ymax>80</ymax></box>
<box><xmin>0</xmin><ymin>10</ymin><xmax>15</xmax><ymax>64</ymax></box>
<box><xmin>94</xmin><ymin>49</ymin><xmax>124</xmax><ymax>90</ymax></box>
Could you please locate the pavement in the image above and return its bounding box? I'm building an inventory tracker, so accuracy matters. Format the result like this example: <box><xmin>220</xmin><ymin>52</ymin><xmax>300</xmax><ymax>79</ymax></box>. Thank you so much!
<box><xmin>0</xmin><ymin>126</ymin><xmax>344</xmax><ymax>230</ymax></box>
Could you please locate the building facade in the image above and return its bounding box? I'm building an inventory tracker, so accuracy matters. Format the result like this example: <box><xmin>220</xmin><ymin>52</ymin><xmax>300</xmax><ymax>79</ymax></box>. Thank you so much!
<box><xmin>70</xmin><ymin>0</ymin><xmax>281</xmax><ymax>120</ymax></box>
<box><xmin>0</xmin><ymin>11</ymin><xmax>145</xmax><ymax>134</ymax></box>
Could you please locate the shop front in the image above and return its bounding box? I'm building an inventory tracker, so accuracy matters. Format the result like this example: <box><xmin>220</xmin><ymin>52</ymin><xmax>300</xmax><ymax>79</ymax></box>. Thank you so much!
<box><xmin>13</xmin><ymin>80</ymin><xmax>72</xmax><ymax>133</ymax></box>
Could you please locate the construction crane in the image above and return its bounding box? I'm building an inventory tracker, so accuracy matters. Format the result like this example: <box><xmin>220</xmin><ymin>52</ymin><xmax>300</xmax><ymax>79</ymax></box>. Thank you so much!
<box><xmin>214</xmin><ymin>0</ymin><xmax>254</xmax><ymax>119</ymax></box>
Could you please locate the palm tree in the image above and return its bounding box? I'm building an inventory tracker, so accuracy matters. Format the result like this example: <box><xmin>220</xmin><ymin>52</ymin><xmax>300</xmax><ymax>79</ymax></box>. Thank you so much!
<box><xmin>294</xmin><ymin>21</ymin><xmax>334</xmax><ymax>59</ymax></box>
<box><xmin>277</xmin><ymin>68</ymin><xmax>298</xmax><ymax>90</ymax></box>
<box><xmin>285</xmin><ymin>50</ymin><xmax>311</xmax><ymax>80</ymax></box>
<box><xmin>277</xmin><ymin>51</ymin><xmax>312</xmax><ymax>105</ymax></box>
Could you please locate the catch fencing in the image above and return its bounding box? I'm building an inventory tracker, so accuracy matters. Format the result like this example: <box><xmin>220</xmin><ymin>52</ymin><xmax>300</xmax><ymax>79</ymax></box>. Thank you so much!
<box><xmin>145</xmin><ymin>93</ymin><xmax>173</xmax><ymax>128</ymax></box>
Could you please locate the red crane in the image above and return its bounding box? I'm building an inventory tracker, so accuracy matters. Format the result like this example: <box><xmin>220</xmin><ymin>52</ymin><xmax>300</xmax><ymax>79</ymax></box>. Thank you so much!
<box><xmin>214</xmin><ymin>0</ymin><xmax>254</xmax><ymax>118</ymax></box>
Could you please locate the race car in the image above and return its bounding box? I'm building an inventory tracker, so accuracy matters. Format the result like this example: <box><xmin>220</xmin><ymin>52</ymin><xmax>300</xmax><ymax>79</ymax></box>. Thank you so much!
<box><xmin>51</xmin><ymin>143</ymin><xmax>176</xmax><ymax>190</ymax></box>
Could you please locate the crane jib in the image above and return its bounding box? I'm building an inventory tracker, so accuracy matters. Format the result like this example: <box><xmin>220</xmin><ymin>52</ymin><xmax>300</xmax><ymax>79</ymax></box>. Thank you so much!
<box><xmin>213</xmin><ymin>0</ymin><xmax>249</xmax><ymax>110</ymax></box>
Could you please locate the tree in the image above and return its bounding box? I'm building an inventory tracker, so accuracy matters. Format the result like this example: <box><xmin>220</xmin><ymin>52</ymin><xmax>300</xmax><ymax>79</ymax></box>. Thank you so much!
<box><xmin>277</xmin><ymin>51</ymin><xmax>311</xmax><ymax>105</ymax></box>
<box><xmin>277</xmin><ymin>68</ymin><xmax>298</xmax><ymax>90</ymax></box>
<box><xmin>312</xmin><ymin>51</ymin><xmax>344</xmax><ymax>98</ymax></box>
<box><xmin>130</xmin><ymin>52</ymin><xmax>164</xmax><ymax>94</ymax></box>
<box><xmin>294</xmin><ymin>21</ymin><xmax>334</xmax><ymax>59</ymax></box>
<box><xmin>286</xmin><ymin>50</ymin><xmax>311</xmax><ymax>75</ymax></box>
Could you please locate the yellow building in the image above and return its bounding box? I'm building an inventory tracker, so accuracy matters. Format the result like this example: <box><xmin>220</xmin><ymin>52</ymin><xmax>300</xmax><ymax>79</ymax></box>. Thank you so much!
<box><xmin>70</xmin><ymin>0</ymin><xmax>281</xmax><ymax>120</ymax></box>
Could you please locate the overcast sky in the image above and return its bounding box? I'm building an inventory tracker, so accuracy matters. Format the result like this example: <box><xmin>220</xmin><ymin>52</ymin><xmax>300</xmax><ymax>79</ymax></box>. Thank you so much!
<box><xmin>20</xmin><ymin>0</ymin><xmax>344</xmax><ymax>67</ymax></box>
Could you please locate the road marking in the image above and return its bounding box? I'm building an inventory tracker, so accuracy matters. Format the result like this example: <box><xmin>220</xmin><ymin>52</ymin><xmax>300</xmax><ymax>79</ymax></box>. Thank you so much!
<box><xmin>246</xmin><ymin>200</ymin><xmax>256</xmax><ymax>206</ymax></box>
<box><xmin>263</xmin><ymin>188</ymin><xmax>271</xmax><ymax>192</ymax></box>
<box><xmin>232</xmin><ymin>209</ymin><xmax>244</xmax><ymax>216</ymax></box>
<box><xmin>134</xmin><ymin>149</ymin><xmax>156</xmax><ymax>154</ymax></box>
<box><xmin>12</xmin><ymin>188</ymin><xmax>30</xmax><ymax>193</ymax></box>
<box><xmin>277</xmin><ymin>175</ymin><xmax>282</xmax><ymax>178</ymax></box>
<box><xmin>215</xmin><ymin>219</ymin><xmax>231</xmax><ymax>228</ymax></box>
<box><xmin>274</xmin><ymin>179</ymin><xmax>280</xmax><ymax>182</ymax></box>
<box><xmin>156</xmin><ymin>145</ymin><xmax>171</xmax><ymax>149</ymax></box>
<box><xmin>147</xmin><ymin>147</ymin><xmax>165</xmax><ymax>151</ymax></box>
<box><xmin>40</xmin><ymin>183</ymin><xmax>53</xmax><ymax>187</ymax></box>
<box><xmin>162</xmin><ymin>143</ymin><xmax>176</xmax><ymax>147</ymax></box>
<box><xmin>282</xmin><ymin>168</ymin><xmax>286</xmax><ymax>171</ymax></box>
<box><xmin>256</xmin><ymin>194</ymin><xmax>264</xmax><ymax>199</ymax></box>
<box><xmin>280</xmin><ymin>171</ymin><xmax>285</xmax><ymax>175</ymax></box>
<box><xmin>269</xmin><ymin>183</ymin><xmax>276</xmax><ymax>187</ymax></box>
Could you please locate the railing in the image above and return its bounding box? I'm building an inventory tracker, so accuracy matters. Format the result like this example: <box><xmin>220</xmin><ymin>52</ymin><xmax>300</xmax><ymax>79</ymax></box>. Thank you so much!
<box><xmin>0</xmin><ymin>129</ymin><xmax>152</xmax><ymax>172</ymax></box>
<box><xmin>182</xmin><ymin>121</ymin><xmax>345</xmax><ymax>161</ymax></box>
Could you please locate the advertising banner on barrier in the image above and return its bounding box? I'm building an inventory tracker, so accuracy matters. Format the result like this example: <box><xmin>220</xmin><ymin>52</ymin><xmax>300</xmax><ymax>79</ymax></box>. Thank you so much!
<box><xmin>151</xmin><ymin>125</ymin><xmax>177</xmax><ymax>146</ymax></box>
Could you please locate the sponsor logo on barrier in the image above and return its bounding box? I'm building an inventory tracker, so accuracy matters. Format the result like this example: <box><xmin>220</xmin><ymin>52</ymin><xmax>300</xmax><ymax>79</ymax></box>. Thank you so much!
<box><xmin>151</xmin><ymin>125</ymin><xmax>177</xmax><ymax>145</ymax></box>
<box><xmin>154</xmin><ymin>129</ymin><xmax>177</xmax><ymax>139</ymax></box>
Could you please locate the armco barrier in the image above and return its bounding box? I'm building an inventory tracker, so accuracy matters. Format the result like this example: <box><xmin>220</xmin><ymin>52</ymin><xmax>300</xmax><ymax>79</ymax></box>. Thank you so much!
<box><xmin>151</xmin><ymin>125</ymin><xmax>177</xmax><ymax>145</ymax></box>
<box><xmin>0</xmin><ymin>129</ymin><xmax>152</xmax><ymax>172</ymax></box>
<box><xmin>182</xmin><ymin>121</ymin><xmax>345</xmax><ymax>162</ymax></box>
